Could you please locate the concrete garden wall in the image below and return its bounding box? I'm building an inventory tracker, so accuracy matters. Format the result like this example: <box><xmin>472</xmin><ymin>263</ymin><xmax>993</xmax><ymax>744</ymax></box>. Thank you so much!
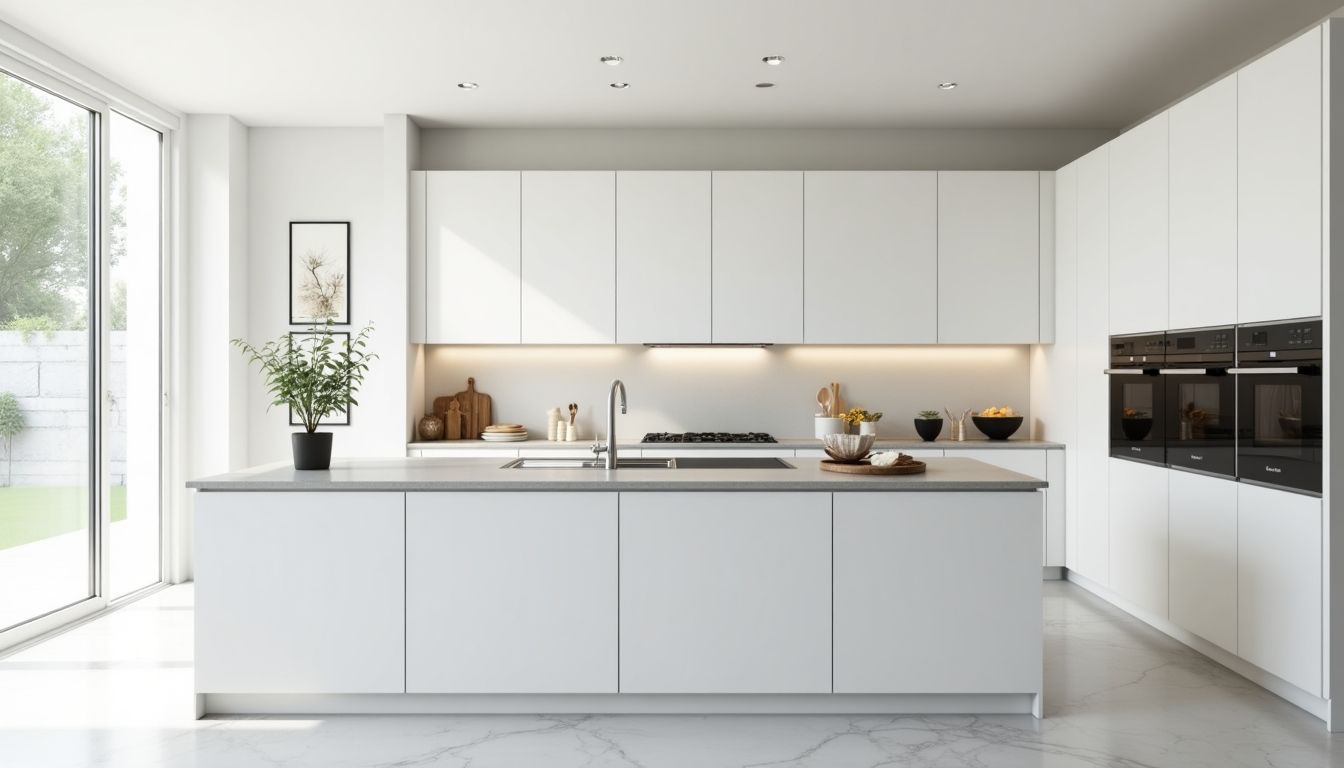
<box><xmin>0</xmin><ymin>331</ymin><xmax>128</xmax><ymax>486</ymax></box>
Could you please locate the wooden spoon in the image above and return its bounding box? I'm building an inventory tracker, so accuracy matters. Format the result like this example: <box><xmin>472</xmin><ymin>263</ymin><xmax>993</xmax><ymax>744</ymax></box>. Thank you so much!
<box><xmin>817</xmin><ymin>387</ymin><xmax>832</xmax><ymax>417</ymax></box>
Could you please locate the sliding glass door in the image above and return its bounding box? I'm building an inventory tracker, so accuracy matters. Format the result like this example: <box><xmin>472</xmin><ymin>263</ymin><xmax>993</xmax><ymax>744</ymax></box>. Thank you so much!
<box><xmin>0</xmin><ymin>65</ymin><xmax>165</xmax><ymax>636</ymax></box>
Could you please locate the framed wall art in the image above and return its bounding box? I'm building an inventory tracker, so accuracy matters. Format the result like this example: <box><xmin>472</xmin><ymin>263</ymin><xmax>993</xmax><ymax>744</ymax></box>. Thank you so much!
<box><xmin>290</xmin><ymin>221</ymin><xmax>350</xmax><ymax>324</ymax></box>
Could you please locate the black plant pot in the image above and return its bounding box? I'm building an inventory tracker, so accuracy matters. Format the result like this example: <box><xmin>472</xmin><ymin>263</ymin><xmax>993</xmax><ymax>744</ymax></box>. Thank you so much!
<box><xmin>292</xmin><ymin>432</ymin><xmax>334</xmax><ymax>470</ymax></box>
<box><xmin>913</xmin><ymin>418</ymin><xmax>943</xmax><ymax>442</ymax></box>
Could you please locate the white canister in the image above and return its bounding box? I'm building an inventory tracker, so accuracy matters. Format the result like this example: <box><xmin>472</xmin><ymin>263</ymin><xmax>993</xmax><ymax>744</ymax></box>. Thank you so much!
<box><xmin>859</xmin><ymin>421</ymin><xmax>878</xmax><ymax>436</ymax></box>
<box><xmin>565</xmin><ymin>423</ymin><xmax>577</xmax><ymax>442</ymax></box>
<box><xmin>814</xmin><ymin>416</ymin><xmax>845</xmax><ymax>439</ymax></box>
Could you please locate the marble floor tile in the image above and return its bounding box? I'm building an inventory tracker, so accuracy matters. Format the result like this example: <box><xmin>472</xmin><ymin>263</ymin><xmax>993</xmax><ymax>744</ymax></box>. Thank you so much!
<box><xmin>0</xmin><ymin>581</ymin><xmax>1340</xmax><ymax>767</ymax></box>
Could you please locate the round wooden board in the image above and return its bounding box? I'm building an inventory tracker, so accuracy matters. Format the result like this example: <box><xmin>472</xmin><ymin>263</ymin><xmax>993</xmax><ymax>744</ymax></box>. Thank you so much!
<box><xmin>819</xmin><ymin>459</ymin><xmax>927</xmax><ymax>475</ymax></box>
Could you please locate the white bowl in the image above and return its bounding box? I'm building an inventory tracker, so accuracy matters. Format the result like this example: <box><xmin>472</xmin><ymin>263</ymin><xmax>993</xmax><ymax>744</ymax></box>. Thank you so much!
<box><xmin>821</xmin><ymin>433</ymin><xmax>875</xmax><ymax>462</ymax></box>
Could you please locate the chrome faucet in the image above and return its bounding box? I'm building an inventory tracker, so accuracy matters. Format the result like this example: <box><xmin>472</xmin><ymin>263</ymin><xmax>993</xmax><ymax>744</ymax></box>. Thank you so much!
<box><xmin>591</xmin><ymin>379</ymin><xmax>627</xmax><ymax>469</ymax></box>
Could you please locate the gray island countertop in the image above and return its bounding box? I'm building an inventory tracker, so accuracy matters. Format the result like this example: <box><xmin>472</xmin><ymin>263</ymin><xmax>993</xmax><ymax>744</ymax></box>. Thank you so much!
<box><xmin>188</xmin><ymin>456</ymin><xmax>1047</xmax><ymax>492</ymax></box>
<box><xmin>407</xmin><ymin>437</ymin><xmax>1064</xmax><ymax>451</ymax></box>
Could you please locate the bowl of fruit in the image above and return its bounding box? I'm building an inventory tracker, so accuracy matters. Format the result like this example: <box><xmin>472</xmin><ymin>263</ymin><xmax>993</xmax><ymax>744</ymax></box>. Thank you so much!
<box><xmin>971</xmin><ymin>406</ymin><xmax>1023</xmax><ymax>441</ymax></box>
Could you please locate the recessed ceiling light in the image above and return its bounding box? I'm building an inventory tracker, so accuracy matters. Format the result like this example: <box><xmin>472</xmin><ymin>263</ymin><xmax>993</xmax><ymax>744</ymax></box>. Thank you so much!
<box><xmin>755</xmin><ymin>82</ymin><xmax>776</xmax><ymax>88</ymax></box>
<box><xmin>610</xmin><ymin>82</ymin><xmax>630</xmax><ymax>89</ymax></box>
<box><xmin>457</xmin><ymin>82</ymin><xmax>478</xmax><ymax>90</ymax></box>
<box><xmin>600</xmin><ymin>55</ymin><xmax>624</xmax><ymax>66</ymax></box>
<box><xmin>938</xmin><ymin>82</ymin><xmax>958</xmax><ymax>90</ymax></box>
<box><xmin>762</xmin><ymin>55</ymin><xmax>785</xmax><ymax>66</ymax></box>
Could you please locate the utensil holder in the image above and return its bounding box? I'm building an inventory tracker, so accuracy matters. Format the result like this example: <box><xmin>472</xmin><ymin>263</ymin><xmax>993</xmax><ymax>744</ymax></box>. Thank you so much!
<box><xmin>814</xmin><ymin>416</ymin><xmax>845</xmax><ymax>439</ymax></box>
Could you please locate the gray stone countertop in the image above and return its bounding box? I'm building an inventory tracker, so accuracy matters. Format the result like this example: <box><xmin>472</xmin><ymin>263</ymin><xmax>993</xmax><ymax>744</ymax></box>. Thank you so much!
<box><xmin>188</xmin><ymin>456</ymin><xmax>1047</xmax><ymax>493</ymax></box>
<box><xmin>407</xmin><ymin>437</ymin><xmax>1064</xmax><ymax>450</ymax></box>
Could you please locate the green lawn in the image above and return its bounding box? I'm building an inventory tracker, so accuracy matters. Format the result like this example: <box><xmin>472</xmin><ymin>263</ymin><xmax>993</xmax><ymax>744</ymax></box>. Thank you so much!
<box><xmin>0</xmin><ymin>486</ymin><xmax>126</xmax><ymax>552</ymax></box>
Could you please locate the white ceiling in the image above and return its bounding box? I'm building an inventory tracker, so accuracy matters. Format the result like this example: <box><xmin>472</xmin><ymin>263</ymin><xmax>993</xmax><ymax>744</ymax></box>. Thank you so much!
<box><xmin>0</xmin><ymin>0</ymin><xmax>1339</xmax><ymax>128</ymax></box>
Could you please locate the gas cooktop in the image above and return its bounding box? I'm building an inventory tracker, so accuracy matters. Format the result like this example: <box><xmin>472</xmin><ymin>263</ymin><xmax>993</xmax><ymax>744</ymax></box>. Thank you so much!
<box><xmin>641</xmin><ymin>432</ymin><xmax>778</xmax><ymax>444</ymax></box>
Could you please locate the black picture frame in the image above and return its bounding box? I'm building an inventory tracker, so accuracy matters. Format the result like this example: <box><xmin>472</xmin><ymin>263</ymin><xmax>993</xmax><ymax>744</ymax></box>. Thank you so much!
<box><xmin>287</xmin><ymin>331</ymin><xmax>352</xmax><ymax>427</ymax></box>
<box><xmin>289</xmin><ymin>221</ymin><xmax>351</xmax><ymax>325</ymax></box>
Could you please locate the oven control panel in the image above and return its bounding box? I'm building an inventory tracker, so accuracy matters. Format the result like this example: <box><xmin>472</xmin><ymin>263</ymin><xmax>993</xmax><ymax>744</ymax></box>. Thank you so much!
<box><xmin>1169</xmin><ymin>327</ymin><xmax>1234</xmax><ymax>356</ymax></box>
<box><xmin>1238</xmin><ymin>319</ymin><xmax>1321</xmax><ymax>352</ymax></box>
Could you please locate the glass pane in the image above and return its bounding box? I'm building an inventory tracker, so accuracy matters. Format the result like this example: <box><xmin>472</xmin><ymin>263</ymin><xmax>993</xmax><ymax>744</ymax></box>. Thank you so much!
<box><xmin>107</xmin><ymin>112</ymin><xmax>161</xmax><ymax>598</ymax></box>
<box><xmin>0</xmin><ymin>71</ymin><xmax>93</xmax><ymax>630</ymax></box>
<box><xmin>1175</xmin><ymin>382</ymin><xmax>1226</xmax><ymax>439</ymax></box>
<box><xmin>1119</xmin><ymin>382</ymin><xmax>1156</xmax><ymax>441</ymax></box>
<box><xmin>1254</xmin><ymin>384</ymin><xmax>1303</xmax><ymax>443</ymax></box>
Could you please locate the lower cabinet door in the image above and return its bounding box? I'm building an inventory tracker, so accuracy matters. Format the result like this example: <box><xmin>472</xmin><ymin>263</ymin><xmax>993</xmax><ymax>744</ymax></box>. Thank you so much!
<box><xmin>194</xmin><ymin>492</ymin><xmax>406</xmax><ymax>693</ymax></box>
<box><xmin>833</xmin><ymin>492</ymin><xmax>1042</xmax><ymax>693</ymax></box>
<box><xmin>1238</xmin><ymin>483</ymin><xmax>1322</xmax><ymax>696</ymax></box>
<box><xmin>1168</xmin><ymin>470</ymin><xmax>1238</xmax><ymax>654</ymax></box>
<box><xmin>1107</xmin><ymin>459</ymin><xmax>1169</xmax><ymax>617</ymax></box>
<box><xmin>619</xmin><ymin>492</ymin><xmax>831</xmax><ymax>693</ymax></box>
<box><xmin>406</xmin><ymin>492</ymin><xmax>618</xmax><ymax>693</ymax></box>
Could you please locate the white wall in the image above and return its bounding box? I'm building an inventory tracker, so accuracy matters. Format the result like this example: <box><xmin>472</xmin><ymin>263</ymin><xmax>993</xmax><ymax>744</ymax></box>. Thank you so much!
<box><xmin>423</xmin><ymin>345</ymin><xmax>1030</xmax><ymax>441</ymax></box>
<box><xmin>245</xmin><ymin>128</ymin><xmax>406</xmax><ymax>464</ymax></box>
<box><xmin>418</xmin><ymin>127</ymin><xmax>1116</xmax><ymax>171</ymax></box>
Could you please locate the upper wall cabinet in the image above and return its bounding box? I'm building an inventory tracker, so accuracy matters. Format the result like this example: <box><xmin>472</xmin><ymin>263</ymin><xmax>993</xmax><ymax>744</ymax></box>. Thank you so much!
<box><xmin>712</xmin><ymin>172</ymin><xmax>804</xmax><ymax>344</ymax></box>
<box><xmin>616</xmin><ymin>172</ymin><xmax>711</xmax><ymax>343</ymax></box>
<box><xmin>804</xmin><ymin>171</ymin><xmax>938</xmax><ymax>343</ymax></box>
<box><xmin>1108</xmin><ymin>113</ymin><xmax>1169</xmax><ymax>335</ymax></box>
<box><xmin>1169</xmin><ymin>75</ymin><xmax>1237</xmax><ymax>330</ymax></box>
<box><xmin>421</xmin><ymin>171</ymin><xmax>522</xmax><ymax>344</ymax></box>
<box><xmin>1238</xmin><ymin>27</ymin><xmax>1322</xmax><ymax>323</ymax></box>
<box><xmin>521</xmin><ymin>171</ymin><xmax>616</xmax><ymax>344</ymax></box>
<box><xmin>937</xmin><ymin>171</ymin><xmax>1041</xmax><ymax>343</ymax></box>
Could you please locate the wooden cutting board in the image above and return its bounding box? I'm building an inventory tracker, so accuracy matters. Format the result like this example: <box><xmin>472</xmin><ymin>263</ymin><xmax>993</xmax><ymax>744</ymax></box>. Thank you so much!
<box><xmin>452</xmin><ymin>377</ymin><xmax>493</xmax><ymax>440</ymax></box>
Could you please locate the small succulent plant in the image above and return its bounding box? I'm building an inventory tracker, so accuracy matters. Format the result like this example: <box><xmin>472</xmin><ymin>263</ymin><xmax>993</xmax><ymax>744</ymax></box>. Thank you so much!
<box><xmin>917</xmin><ymin>410</ymin><xmax>942</xmax><ymax>420</ymax></box>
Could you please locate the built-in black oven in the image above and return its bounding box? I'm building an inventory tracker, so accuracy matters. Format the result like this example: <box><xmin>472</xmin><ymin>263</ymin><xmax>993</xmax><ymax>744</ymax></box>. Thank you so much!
<box><xmin>1233</xmin><ymin>319</ymin><xmax>1323</xmax><ymax>495</ymax></box>
<box><xmin>1106</xmin><ymin>332</ymin><xmax>1167</xmax><ymax>464</ymax></box>
<box><xmin>1161</xmin><ymin>326</ymin><xmax>1236</xmax><ymax>478</ymax></box>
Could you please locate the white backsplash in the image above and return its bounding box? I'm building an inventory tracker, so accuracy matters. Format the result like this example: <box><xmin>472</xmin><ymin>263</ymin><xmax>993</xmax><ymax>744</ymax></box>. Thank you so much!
<box><xmin>423</xmin><ymin>345</ymin><xmax>1031</xmax><ymax>441</ymax></box>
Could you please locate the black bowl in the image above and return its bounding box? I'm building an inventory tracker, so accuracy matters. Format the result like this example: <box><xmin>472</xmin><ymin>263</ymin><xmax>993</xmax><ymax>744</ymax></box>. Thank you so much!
<box><xmin>1121</xmin><ymin>417</ymin><xmax>1153</xmax><ymax>441</ymax></box>
<box><xmin>971</xmin><ymin>415</ymin><xmax>1023</xmax><ymax>441</ymax></box>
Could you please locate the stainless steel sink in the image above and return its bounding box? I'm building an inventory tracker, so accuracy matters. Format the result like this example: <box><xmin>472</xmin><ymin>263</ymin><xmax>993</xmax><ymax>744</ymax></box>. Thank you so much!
<box><xmin>502</xmin><ymin>457</ymin><xmax>676</xmax><ymax>469</ymax></box>
<box><xmin>501</xmin><ymin>457</ymin><xmax>794</xmax><ymax>470</ymax></box>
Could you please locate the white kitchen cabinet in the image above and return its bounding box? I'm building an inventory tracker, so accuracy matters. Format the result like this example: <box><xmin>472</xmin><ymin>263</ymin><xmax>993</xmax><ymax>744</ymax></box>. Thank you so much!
<box><xmin>1050</xmin><ymin>161</ymin><xmax>1081</xmax><ymax>570</ymax></box>
<box><xmin>804</xmin><ymin>171</ymin><xmax>937</xmax><ymax>343</ymax></box>
<box><xmin>712</xmin><ymin>171</ymin><xmax>804</xmax><ymax>343</ymax></box>
<box><xmin>1238</xmin><ymin>483</ymin><xmax>1322</xmax><ymax>696</ymax></box>
<box><xmin>1108</xmin><ymin>459</ymin><xmax>1169</xmax><ymax>618</ymax></box>
<box><xmin>616</xmin><ymin>171</ymin><xmax>711</xmax><ymax>343</ymax></box>
<box><xmin>619</xmin><ymin>492</ymin><xmax>831</xmax><ymax>693</ymax></box>
<box><xmin>1075</xmin><ymin>146</ymin><xmax>1111</xmax><ymax>585</ymax></box>
<box><xmin>1238</xmin><ymin>27</ymin><xmax>1322</xmax><ymax>323</ymax></box>
<box><xmin>1108</xmin><ymin>113</ymin><xmax>1168</xmax><ymax>335</ymax></box>
<box><xmin>425</xmin><ymin>171</ymin><xmax>522</xmax><ymax>344</ymax></box>
<box><xmin>937</xmin><ymin>171</ymin><xmax>1041</xmax><ymax>343</ymax></box>
<box><xmin>1168</xmin><ymin>470</ymin><xmax>1238</xmax><ymax>654</ymax></box>
<box><xmin>1169</xmin><ymin>74</ymin><xmax>1237</xmax><ymax>329</ymax></box>
<box><xmin>410</xmin><ymin>171</ymin><xmax>427</xmax><ymax>343</ymax></box>
<box><xmin>1038</xmin><ymin>171</ymin><xmax>1056</xmax><ymax>343</ymax></box>
<box><xmin>521</xmin><ymin>171</ymin><xmax>616</xmax><ymax>343</ymax></box>
<box><xmin>954</xmin><ymin>448</ymin><xmax>1062</xmax><ymax>568</ymax></box>
<box><xmin>406</xmin><ymin>493</ymin><xmax>617</xmax><ymax>693</ymax></box>
<box><xmin>194</xmin><ymin>492</ymin><xmax>405</xmax><ymax>693</ymax></box>
<box><xmin>833</xmin><ymin>492</ymin><xmax>1041</xmax><ymax>694</ymax></box>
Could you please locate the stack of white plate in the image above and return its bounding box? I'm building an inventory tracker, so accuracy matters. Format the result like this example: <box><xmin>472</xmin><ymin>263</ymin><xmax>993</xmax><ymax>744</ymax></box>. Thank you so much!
<box><xmin>481</xmin><ymin>424</ymin><xmax>529</xmax><ymax>442</ymax></box>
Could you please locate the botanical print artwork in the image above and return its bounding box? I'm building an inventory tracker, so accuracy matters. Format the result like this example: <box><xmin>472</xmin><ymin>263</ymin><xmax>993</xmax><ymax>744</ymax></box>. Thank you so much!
<box><xmin>290</xmin><ymin>222</ymin><xmax>350</xmax><ymax>324</ymax></box>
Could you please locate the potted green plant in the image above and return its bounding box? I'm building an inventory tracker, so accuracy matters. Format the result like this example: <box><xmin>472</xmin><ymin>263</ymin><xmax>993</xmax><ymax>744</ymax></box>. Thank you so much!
<box><xmin>841</xmin><ymin>408</ymin><xmax>883</xmax><ymax>436</ymax></box>
<box><xmin>914</xmin><ymin>410</ymin><xmax>943</xmax><ymax>442</ymax></box>
<box><xmin>233</xmin><ymin>323</ymin><xmax>377</xmax><ymax>470</ymax></box>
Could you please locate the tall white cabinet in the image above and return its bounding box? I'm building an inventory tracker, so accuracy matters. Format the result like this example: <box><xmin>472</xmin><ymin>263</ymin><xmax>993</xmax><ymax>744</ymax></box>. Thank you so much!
<box><xmin>1168</xmin><ymin>470</ymin><xmax>1238</xmax><ymax>654</ymax></box>
<box><xmin>1168</xmin><ymin>74</ymin><xmax>1238</xmax><ymax>329</ymax></box>
<box><xmin>616</xmin><ymin>171</ymin><xmax>711</xmax><ymax>344</ymax></box>
<box><xmin>711</xmin><ymin>171</ymin><xmax>804</xmax><ymax>343</ymax></box>
<box><xmin>804</xmin><ymin>171</ymin><xmax>938</xmax><ymax>343</ymax></box>
<box><xmin>1107</xmin><ymin>113</ymin><xmax>1168</xmax><ymax>335</ymax></box>
<box><xmin>521</xmin><ymin>171</ymin><xmax>616</xmax><ymax>344</ymax></box>
<box><xmin>937</xmin><ymin>171</ymin><xmax>1041</xmax><ymax>343</ymax></box>
<box><xmin>1074</xmin><ymin>146</ymin><xmax>1111</xmax><ymax>586</ymax></box>
<box><xmin>1237</xmin><ymin>27</ymin><xmax>1323</xmax><ymax>323</ymax></box>
<box><xmin>1107</xmin><ymin>459</ymin><xmax>1169</xmax><ymax>618</ymax></box>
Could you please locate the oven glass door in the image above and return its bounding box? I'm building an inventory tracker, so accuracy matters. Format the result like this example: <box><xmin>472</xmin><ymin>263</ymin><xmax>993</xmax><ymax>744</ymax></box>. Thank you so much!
<box><xmin>1237</xmin><ymin>371</ymin><xmax>1323</xmax><ymax>493</ymax></box>
<box><xmin>1110</xmin><ymin>373</ymin><xmax>1165</xmax><ymax>463</ymax></box>
<box><xmin>1164</xmin><ymin>372</ymin><xmax>1236</xmax><ymax>476</ymax></box>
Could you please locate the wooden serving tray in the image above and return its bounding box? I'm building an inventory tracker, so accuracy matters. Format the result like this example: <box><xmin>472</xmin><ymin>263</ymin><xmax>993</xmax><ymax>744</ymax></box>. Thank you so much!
<box><xmin>820</xmin><ymin>459</ymin><xmax>927</xmax><ymax>475</ymax></box>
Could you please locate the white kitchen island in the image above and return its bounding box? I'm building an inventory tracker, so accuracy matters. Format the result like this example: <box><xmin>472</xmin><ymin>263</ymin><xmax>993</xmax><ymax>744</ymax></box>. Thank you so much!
<box><xmin>187</xmin><ymin>457</ymin><xmax>1046</xmax><ymax>718</ymax></box>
